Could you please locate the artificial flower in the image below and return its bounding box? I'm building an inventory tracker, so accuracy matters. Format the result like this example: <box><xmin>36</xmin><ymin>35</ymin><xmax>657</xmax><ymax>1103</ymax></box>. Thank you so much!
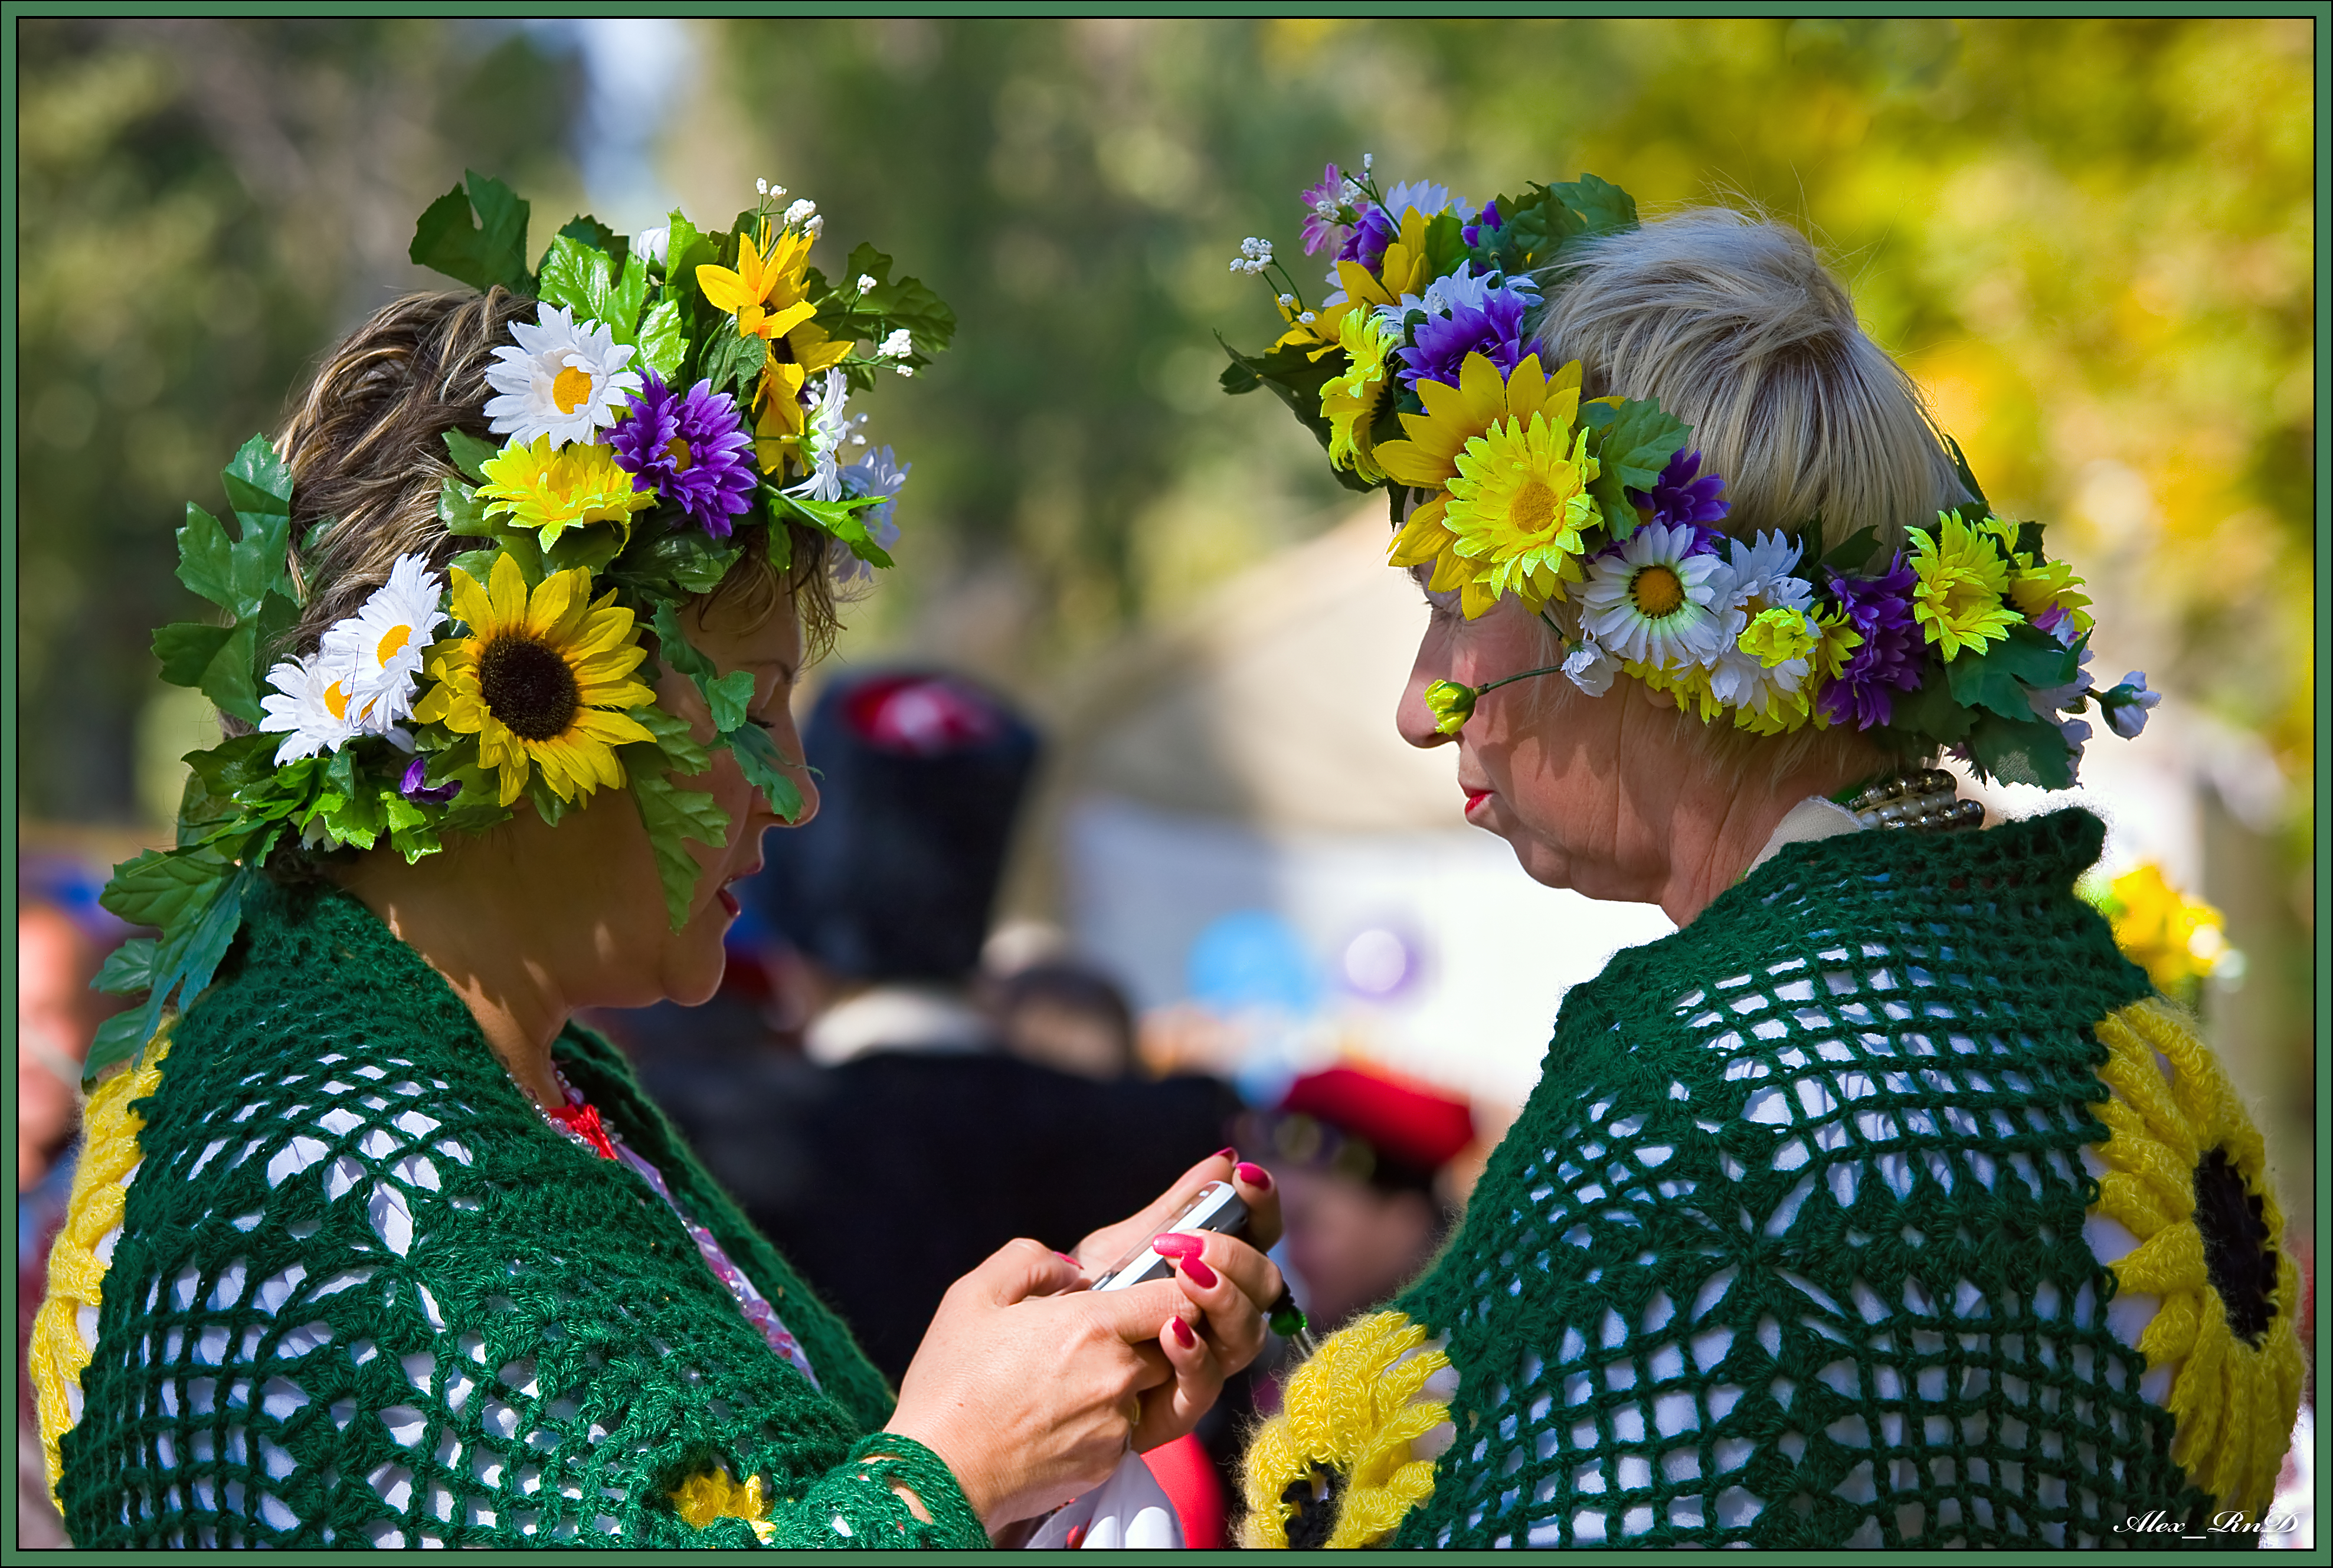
<box><xmin>2007</xmin><ymin>555</ymin><xmax>2096</xmax><ymax>646</ymax></box>
<box><xmin>633</xmin><ymin>225</ymin><xmax>669</xmax><ymax>267</ymax></box>
<box><xmin>608</xmin><ymin>374</ymin><xmax>758</xmax><ymax>538</ymax></box>
<box><xmin>1337</xmin><ymin>180</ymin><xmax>1461</xmax><ymax>273</ymax></box>
<box><xmin>786</xmin><ymin>369</ymin><xmax>863</xmax><ymax>503</ymax></box>
<box><xmin>752</xmin><ymin>358</ymin><xmax>812</xmax><ymax>477</ymax></box>
<box><xmin>1818</xmin><ymin>554</ymin><xmax>1923</xmax><ymax>729</ymax></box>
<box><xmin>398</xmin><ymin>754</ymin><xmax>461</xmax><ymax>807</ymax></box>
<box><xmin>1908</xmin><ymin>510</ymin><xmax>2020</xmax><ymax>660</ymax></box>
<box><xmin>1277</xmin><ymin>207</ymin><xmax>1437</xmax><ymax>359</ymax></box>
<box><xmin>411</xmin><ymin>555</ymin><xmax>656</xmax><ymax>808</ymax></box>
<box><xmin>1704</xmin><ymin>532</ymin><xmax>1816</xmax><ymax>714</ymax></box>
<box><xmin>832</xmin><ymin>446</ymin><xmax>911</xmax><ymax>587</ymax></box>
<box><xmin>483</xmin><ymin>304</ymin><xmax>643</xmax><ymax>450</ymax></box>
<box><xmin>1300</xmin><ymin>163</ymin><xmax>1359</xmax><ymax>256</ymax></box>
<box><xmin>1441</xmin><ymin>392</ymin><xmax>1600</xmax><ymax>613</ymax></box>
<box><xmin>1629</xmin><ymin>448</ymin><xmax>1730</xmax><ymax>533</ymax></box>
<box><xmin>1577</xmin><ymin>522</ymin><xmax>1736</xmax><ymax>672</ymax></box>
<box><xmin>257</xmin><ymin>648</ymin><xmax>364</xmax><ymax>764</ymax></box>
<box><xmin>2100</xmin><ymin>672</ymin><xmax>2161</xmax><ymax>739</ymax></box>
<box><xmin>1392</xmin><ymin>269</ymin><xmax>1537</xmax><ymax>392</ymax></box>
<box><xmin>696</xmin><ymin>221</ymin><xmax>819</xmax><ymax>345</ymax></box>
<box><xmin>1321</xmin><ymin>309</ymin><xmax>1398</xmax><ymax>482</ymax></box>
<box><xmin>319</xmin><ymin>551</ymin><xmax>448</xmax><ymax>731</ymax></box>
<box><xmin>477</xmin><ymin>434</ymin><xmax>657</xmax><ymax>549</ymax></box>
<box><xmin>2085</xmin><ymin>997</ymin><xmax>2301</xmax><ymax>1517</ymax></box>
<box><xmin>1562</xmin><ymin>627</ymin><xmax>1619</xmax><ymax>697</ymax></box>
<box><xmin>1422</xmin><ymin>679</ymin><xmax>1477</xmax><ymax>736</ymax></box>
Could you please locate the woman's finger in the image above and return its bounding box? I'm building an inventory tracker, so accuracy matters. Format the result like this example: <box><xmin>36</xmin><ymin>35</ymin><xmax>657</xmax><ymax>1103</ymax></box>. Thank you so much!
<box><xmin>955</xmin><ymin>1235</ymin><xmax>1087</xmax><ymax>1308</ymax></box>
<box><xmin>1132</xmin><ymin>1311</ymin><xmax>1224</xmax><ymax>1454</ymax></box>
<box><xmin>1151</xmin><ymin>1232</ymin><xmax>1280</xmax><ymax>1376</ymax></box>
<box><xmin>1228</xmin><ymin>1158</ymin><xmax>1283</xmax><ymax>1252</ymax></box>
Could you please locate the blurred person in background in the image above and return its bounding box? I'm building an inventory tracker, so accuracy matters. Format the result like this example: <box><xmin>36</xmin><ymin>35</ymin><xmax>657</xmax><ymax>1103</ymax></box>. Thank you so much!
<box><xmin>984</xmin><ymin>958</ymin><xmax>1141</xmax><ymax>1081</ymax></box>
<box><xmin>18</xmin><ymin>894</ymin><xmax>102</xmax><ymax>1549</ymax></box>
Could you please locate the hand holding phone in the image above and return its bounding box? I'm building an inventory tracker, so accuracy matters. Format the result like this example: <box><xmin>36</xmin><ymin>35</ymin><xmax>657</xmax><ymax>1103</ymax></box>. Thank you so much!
<box><xmin>1090</xmin><ymin>1180</ymin><xmax>1248</xmax><ymax>1292</ymax></box>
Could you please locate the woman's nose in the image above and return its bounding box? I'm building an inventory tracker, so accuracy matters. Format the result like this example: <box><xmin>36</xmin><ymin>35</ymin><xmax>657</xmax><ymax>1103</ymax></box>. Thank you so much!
<box><xmin>1395</xmin><ymin>666</ymin><xmax>1454</xmax><ymax>751</ymax></box>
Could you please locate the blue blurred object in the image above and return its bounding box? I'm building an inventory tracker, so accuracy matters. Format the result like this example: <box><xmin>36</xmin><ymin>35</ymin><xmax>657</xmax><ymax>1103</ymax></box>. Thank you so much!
<box><xmin>1186</xmin><ymin>909</ymin><xmax>1320</xmax><ymax>1016</ymax></box>
<box><xmin>18</xmin><ymin>850</ymin><xmax>137</xmax><ymax>944</ymax></box>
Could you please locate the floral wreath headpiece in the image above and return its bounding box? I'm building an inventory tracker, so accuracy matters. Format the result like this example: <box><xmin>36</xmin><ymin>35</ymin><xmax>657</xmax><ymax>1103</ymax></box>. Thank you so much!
<box><xmin>1221</xmin><ymin>157</ymin><xmax>2155</xmax><ymax>783</ymax></box>
<box><xmin>87</xmin><ymin>172</ymin><xmax>954</xmax><ymax>1082</ymax></box>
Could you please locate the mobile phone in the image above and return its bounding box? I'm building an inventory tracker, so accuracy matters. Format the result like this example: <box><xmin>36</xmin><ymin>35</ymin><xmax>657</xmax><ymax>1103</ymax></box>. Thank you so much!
<box><xmin>1089</xmin><ymin>1180</ymin><xmax>1249</xmax><ymax>1292</ymax></box>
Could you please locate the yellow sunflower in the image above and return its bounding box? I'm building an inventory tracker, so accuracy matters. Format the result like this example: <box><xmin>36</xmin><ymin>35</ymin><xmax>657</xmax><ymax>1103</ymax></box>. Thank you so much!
<box><xmin>1381</xmin><ymin>353</ymin><xmax>1580</xmax><ymax>618</ymax></box>
<box><xmin>411</xmin><ymin>554</ymin><xmax>657</xmax><ymax>807</ymax></box>
<box><xmin>1320</xmin><ymin>310</ymin><xmax>1397</xmax><ymax>482</ymax></box>
<box><xmin>2089</xmin><ymin>996</ymin><xmax>2304</xmax><ymax>1518</ymax></box>
<box><xmin>1907</xmin><ymin>510</ymin><xmax>2020</xmax><ymax>659</ymax></box>
<box><xmin>476</xmin><ymin>435</ymin><xmax>656</xmax><ymax>548</ymax></box>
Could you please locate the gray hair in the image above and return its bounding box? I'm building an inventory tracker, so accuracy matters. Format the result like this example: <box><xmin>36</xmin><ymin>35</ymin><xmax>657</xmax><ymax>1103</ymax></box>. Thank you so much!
<box><xmin>1532</xmin><ymin>208</ymin><xmax>1968</xmax><ymax>562</ymax></box>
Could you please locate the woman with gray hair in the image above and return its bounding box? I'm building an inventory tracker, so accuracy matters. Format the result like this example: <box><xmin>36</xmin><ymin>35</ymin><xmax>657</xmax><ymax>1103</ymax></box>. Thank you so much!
<box><xmin>1218</xmin><ymin>166</ymin><xmax>2299</xmax><ymax>1547</ymax></box>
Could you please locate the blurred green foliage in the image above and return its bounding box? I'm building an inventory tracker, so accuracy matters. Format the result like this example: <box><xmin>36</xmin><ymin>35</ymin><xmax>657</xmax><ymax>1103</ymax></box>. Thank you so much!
<box><xmin>17</xmin><ymin>17</ymin><xmax>2315</xmax><ymax>854</ymax></box>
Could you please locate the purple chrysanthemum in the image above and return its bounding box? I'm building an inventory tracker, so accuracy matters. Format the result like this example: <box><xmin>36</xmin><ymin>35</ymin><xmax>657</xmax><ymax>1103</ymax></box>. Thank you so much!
<box><xmin>1337</xmin><ymin>204</ymin><xmax>1398</xmax><ymax>273</ymax></box>
<box><xmin>399</xmin><ymin>755</ymin><xmax>460</xmax><ymax>807</ymax></box>
<box><xmin>1300</xmin><ymin>163</ymin><xmax>1352</xmax><ymax>257</ymax></box>
<box><xmin>610</xmin><ymin>373</ymin><xmax>758</xmax><ymax>539</ymax></box>
<box><xmin>1460</xmin><ymin>198</ymin><xmax>1503</xmax><ymax>250</ymax></box>
<box><xmin>1629</xmin><ymin>449</ymin><xmax>1731</xmax><ymax>531</ymax></box>
<box><xmin>1818</xmin><ymin>554</ymin><xmax>1925</xmax><ymax>730</ymax></box>
<box><xmin>1398</xmin><ymin>287</ymin><xmax>1532</xmax><ymax>392</ymax></box>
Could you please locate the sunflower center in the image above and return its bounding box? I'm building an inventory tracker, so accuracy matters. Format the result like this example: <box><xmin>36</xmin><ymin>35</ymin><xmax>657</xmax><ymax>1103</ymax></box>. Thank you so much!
<box><xmin>477</xmin><ymin>633</ymin><xmax>582</xmax><ymax>742</ymax></box>
<box><xmin>552</xmin><ymin>364</ymin><xmax>595</xmax><ymax>414</ymax></box>
<box><xmin>665</xmin><ymin>437</ymin><xmax>694</xmax><ymax>473</ymax></box>
<box><xmin>2194</xmin><ymin>1144</ymin><xmax>2278</xmax><ymax>1345</ymax></box>
<box><xmin>377</xmin><ymin>624</ymin><xmax>412</xmax><ymax>663</ymax></box>
<box><xmin>1630</xmin><ymin>564</ymin><xmax>1687</xmax><ymax>619</ymax></box>
<box><xmin>1507</xmin><ymin>477</ymin><xmax>1557</xmax><ymax>538</ymax></box>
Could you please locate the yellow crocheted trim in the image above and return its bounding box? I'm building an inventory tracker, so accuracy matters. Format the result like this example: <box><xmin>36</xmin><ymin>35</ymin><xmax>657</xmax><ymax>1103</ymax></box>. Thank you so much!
<box><xmin>671</xmin><ymin>1464</ymin><xmax>777</xmax><ymax>1543</ymax></box>
<box><xmin>31</xmin><ymin>1024</ymin><xmax>174</xmax><ymax>1508</ymax></box>
<box><xmin>2089</xmin><ymin>995</ymin><xmax>2303</xmax><ymax>1517</ymax></box>
<box><xmin>1239</xmin><ymin>1309</ymin><xmax>1451</xmax><ymax>1549</ymax></box>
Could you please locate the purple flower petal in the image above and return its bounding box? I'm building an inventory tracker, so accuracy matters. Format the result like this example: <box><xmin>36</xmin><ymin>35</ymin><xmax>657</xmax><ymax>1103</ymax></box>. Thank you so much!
<box><xmin>399</xmin><ymin>755</ymin><xmax>461</xmax><ymax>807</ymax></box>
<box><xmin>1626</xmin><ymin>449</ymin><xmax>1732</xmax><ymax>531</ymax></box>
<box><xmin>1398</xmin><ymin>286</ymin><xmax>1532</xmax><ymax>392</ymax></box>
<box><xmin>610</xmin><ymin>372</ymin><xmax>759</xmax><ymax>539</ymax></box>
<box><xmin>1818</xmin><ymin>552</ymin><xmax>1925</xmax><ymax>730</ymax></box>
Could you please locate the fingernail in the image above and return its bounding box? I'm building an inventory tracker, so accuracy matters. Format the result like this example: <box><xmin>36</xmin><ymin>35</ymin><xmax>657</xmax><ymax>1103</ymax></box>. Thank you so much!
<box><xmin>1150</xmin><ymin>1232</ymin><xmax>1200</xmax><ymax>1259</ymax></box>
<box><xmin>1213</xmin><ymin>1147</ymin><xmax>1238</xmax><ymax>1162</ymax></box>
<box><xmin>1236</xmin><ymin>1161</ymin><xmax>1272</xmax><ymax>1190</ymax></box>
<box><xmin>1179</xmin><ymin>1256</ymin><xmax>1219</xmax><ymax>1290</ymax></box>
<box><xmin>1170</xmin><ymin>1315</ymin><xmax>1197</xmax><ymax>1348</ymax></box>
<box><xmin>1055</xmin><ymin>1251</ymin><xmax>1083</xmax><ymax>1268</ymax></box>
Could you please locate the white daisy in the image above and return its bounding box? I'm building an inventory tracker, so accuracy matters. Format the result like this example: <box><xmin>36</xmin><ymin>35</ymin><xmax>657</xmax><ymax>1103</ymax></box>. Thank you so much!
<box><xmin>1379</xmin><ymin>179</ymin><xmax>1462</xmax><ymax>224</ymax></box>
<box><xmin>1706</xmin><ymin>531</ymin><xmax>1817</xmax><ymax>711</ymax></box>
<box><xmin>257</xmin><ymin>648</ymin><xmax>365</xmax><ymax>765</ymax></box>
<box><xmin>786</xmin><ymin>369</ymin><xmax>864</xmax><ymax>503</ymax></box>
<box><xmin>1577</xmin><ymin>522</ymin><xmax>1736</xmax><ymax>672</ymax></box>
<box><xmin>483</xmin><ymin>303</ymin><xmax>643</xmax><ymax>449</ymax></box>
<box><xmin>319</xmin><ymin>552</ymin><xmax>448</xmax><ymax>731</ymax></box>
<box><xmin>1372</xmin><ymin>263</ymin><xmax>1540</xmax><ymax>335</ymax></box>
<box><xmin>831</xmin><ymin>446</ymin><xmax>911</xmax><ymax>587</ymax></box>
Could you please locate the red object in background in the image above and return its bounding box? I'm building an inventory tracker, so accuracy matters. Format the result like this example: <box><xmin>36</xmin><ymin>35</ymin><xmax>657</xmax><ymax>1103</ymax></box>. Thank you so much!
<box><xmin>840</xmin><ymin>673</ymin><xmax>1003</xmax><ymax>756</ymax></box>
<box><xmin>1140</xmin><ymin>1432</ymin><xmax>1225</xmax><ymax>1549</ymax></box>
<box><xmin>1278</xmin><ymin>1062</ymin><xmax>1475</xmax><ymax>1174</ymax></box>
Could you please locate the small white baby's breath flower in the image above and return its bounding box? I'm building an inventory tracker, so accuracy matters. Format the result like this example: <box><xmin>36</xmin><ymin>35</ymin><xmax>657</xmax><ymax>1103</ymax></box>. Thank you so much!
<box><xmin>857</xmin><ymin>273</ymin><xmax>879</xmax><ymax>294</ymax></box>
<box><xmin>877</xmin><ymin>328</ymin><xmax>915</xmax><ymax>359</ymax></box>
<box><xmin>784</xmin><ymin>198</ymin><xmax>818</xmax><ymax>226</ymax></box>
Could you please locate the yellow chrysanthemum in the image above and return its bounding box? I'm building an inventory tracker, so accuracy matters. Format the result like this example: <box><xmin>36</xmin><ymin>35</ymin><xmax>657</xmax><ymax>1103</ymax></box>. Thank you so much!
<box><xmin>1907</xmin><ymin>510</ymin><xmax>2020</xmax><ymax>659</ymax></box>
<box><xmin>1321</xmin><ymin>310</ymin><xmax>1397</xmax><ymax>482</ymax></box>
<box><xmin>1382</xmin><ymin>353</ymin><xmax>1582</xmax><ymax>620</ymax></box>
<box><xmin>2087</xmin><ymin>997</ymin><xmax>2303</xmax><ymax>1518</ymax></box>
<box><xmin>1630</xmin><ymin>659</ymin><xmax>1728</xmax><ymax>724</ymax></box>
<box><xmin>2090</xmin><ymin>862</ymin><xmax>2231</xmax><ymax>1002</ymax></box>
<box><xmin>476</xmin><ymin>436</ymin><xmax>656</xmax><ymax>548</ymax></box>
<box><xmin>411</xmin><ymin>554</ymin><xmax>657</xmax><ymax>808</ymax></box>
<box><xmin>1442</xmin><ymin>413</ymin><xmax>1598</xmax><ymax>613</ymax></box>
<box><xmin>2007</xmin><ymin>555</ymin><xmax>2096</xmax><ymax>640</ymax></box>
<box><xmin>1271</xmin><ymin>207</ymin><xmax>1435</xmax><ymax>359</ymax></box>
<box><xmin>670</xmin><ymin>1465</ymin><xmax>777</xmax><ymax>1544</ymax></box>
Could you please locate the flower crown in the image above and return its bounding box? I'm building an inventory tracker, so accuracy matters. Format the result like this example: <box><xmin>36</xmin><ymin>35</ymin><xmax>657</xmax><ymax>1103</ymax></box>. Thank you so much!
<box><xmin>87</xmin><ymin>172</ymin><xmax>954</xmax><ymax>1082</ymax></box>
<box><xmin>1221</xmin><ymin>158</ymin><xmax>2154</xmax><ymax>784</ymax></box>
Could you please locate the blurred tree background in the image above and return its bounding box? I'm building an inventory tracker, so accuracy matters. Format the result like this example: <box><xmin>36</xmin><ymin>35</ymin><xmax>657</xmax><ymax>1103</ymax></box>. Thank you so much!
<box><xmin>16</xmin><ymin>18</ymin><xmax>2315</xmax><ymax>1128</ymax></box>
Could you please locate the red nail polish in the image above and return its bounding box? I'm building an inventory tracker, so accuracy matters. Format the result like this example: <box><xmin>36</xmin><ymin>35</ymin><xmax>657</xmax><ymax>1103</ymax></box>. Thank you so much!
<box><xmin>1213</xmin><ymin>1147</ymin><xmax>1238</xmax><ymax>1162</ymax></box>
<box><xmin>1055</xmin><ymin>1251</ymin><xmax>1083</xmax><ymax>1268</ymax></box>
<box><xmin>1171</xmin><ymin>1316</ymin><xmax>1196</xmax><ymax>1348</ymax></box>
<box><xmin>1180</xmin><ymin>1256</ymin><xmax>1219</xmax><ymax>1290</ymax></box>
<box><xmin>1236</xmin><ymin>1161</ymin><xmax>1272</xmax><ymax>1190</ymax></box>
<box><xmin>1150</xmin><ymin>1232</ymin><xmax>1200</xmax><ymax>1258</ymax></box>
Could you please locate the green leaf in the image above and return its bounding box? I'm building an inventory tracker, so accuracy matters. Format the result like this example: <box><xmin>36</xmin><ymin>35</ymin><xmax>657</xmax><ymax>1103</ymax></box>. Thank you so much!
<box><xmin>1550</xmin><ymin>173</ymin><xmax>1640</xmax><ymax>237</ymax></box>
<box><xmin>1421</xmin><ymin>209</ymin><xmax>1470</xmax><ymax>278</ymax></box>
<box><xmin>770</xmin><ymin>489</ymin><xmax>895</xmax><ymax>567</ymax></box>
<box><xmin>442</xmin><ymin>430</ymin><xmax>500</xmax><ymax>484</ymax></box>
<box><xmin>153</xmin><ymin>619</ymin><xmax>260</xmax><ymax>724</ymax></box>
<box><xmin>613</xmin><ymin>527</ymin><xmax>739</xmax><ymax>598</ymax></box>
<box><xmin>86</xmin><ymin>1010</ymin><xmax>155</xmax><ymax>1084</ymax></box>
<box><xmin>153</xmin><ymin>620</ymin><xmax>238</xmax><ymax>690</ymax></box>
<box><xmin>537</xmin><ymin>232</ymin><xmax>617</xmax><ymax>326</ymax></box>
<box><xmin>631</xmin><ymin>700</ymin><xmax>712</xmax><ymax>778</ymax></box>
<box><xmin>1945</xmin><ymin>623</ymin><xmax>2079</xmax><ymax>722</ymax></box>
<box><xmin>385</xmin><ymin>793</ymin><xmax>444</xmax><ymax>865</ymax></box>
<box><xmin>1964</xmin><ymin>709</ymin><xmax>2076</xmax><ymax>790</ymax></box>
<box><xmin>1821</xmin><ymin>526</ymin><xmax>1883</xmax><ymax>575</ymax></box>
<box><xmin>410</xmin><ymin>169</ymin><xmax>534</xmax><ymax>295</ymax></box>
<box><xmin>1583</xmin><ymin>397</ymin><xmax>1692</xmax><ymax>531</ymax></box>
<box><xmin>93</xmin><ymin>937</ymin><xmax>158</xmax><ymax>997</ymax></box>
<box><xmin>698</xmin><ymin>326</ymin><xmax>767</xmax><ymax>405</ymax></box>
<box><xmin>1493</xmin><ymin>184</ymin><xmax>1584</xmax><ymax>272</ymax></box>
<box><xmin>725</xmin><ymin>722</ymin><xmax>806</xmax><ymax>823</ymax></box>
<box><xmin>1215</xmin><ymin>333</ymin><xmax>1372</xmax><ymax>489</ymax></box>
<box><xmin>704</xmin><ymin>670</ymin><xmax>755</xmax><ymax>734</ymax></box>
<box><xmin>650</xmin><ymin>600</ymin><xmax>719</xmax><ymax>686</ymax></box>
<box><xmin>558</xmin><ymin>212</ymin><xmax>621</xmax><ymax>260</ymax></box>
<box><xmin>635</xmin><ymin>299</ymin><xmax>686</xmax><ymax>378</ymax></box>
<box><xmin>222</xmin><ymin>434</ymin><xmax>294</xmax><ymax>556</ymax></box>
<box><xmin>630</xmin><ymin>756</ymin><xmax>730</xmax><ymax>931</ymax></box>
<box><xmin>544</xmin><ymin>521</ymin><xmax>629</xmax><ymax>578</ymax></box>
<box><xmin>1945</xmin><ymin>434</ymin><xmax>1990</xmax><ymax>518</ymax></box>
<box><xmin>175</xmin><ymin>502</ymin><xmax>236</xmax><ymax>610</ymax></box>
<box><xmin>1887</xmin><ymin>664</ymin><xmax>1976</xmax><ymax>742</ymax></box>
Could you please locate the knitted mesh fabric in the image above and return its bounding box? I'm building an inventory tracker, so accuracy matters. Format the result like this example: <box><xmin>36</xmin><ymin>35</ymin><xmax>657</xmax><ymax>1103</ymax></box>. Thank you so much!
<box><xmin>1388</xmin><ymin>808</ymin><xmax>2218</xmax><ymax>1550</ymax></box>
<box><xmin>54</xmin><ymin>880</ymin><xmax>986</xmax><ymax>1549</ymax></box>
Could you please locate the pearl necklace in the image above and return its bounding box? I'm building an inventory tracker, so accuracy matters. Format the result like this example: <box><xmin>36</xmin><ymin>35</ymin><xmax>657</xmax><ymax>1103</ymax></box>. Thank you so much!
<box><xmin>1840</xmin><ymin>768</ymin><xmax>1985</xmax><ymax>832</ymax></box>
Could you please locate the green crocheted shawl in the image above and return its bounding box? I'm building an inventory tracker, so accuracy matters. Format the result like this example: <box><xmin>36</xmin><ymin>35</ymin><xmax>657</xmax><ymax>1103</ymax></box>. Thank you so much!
<box><xmin>56</xmin><ymin>879</ymin><xmax>986</xmax><ymax>1549</ymax></box>
<box><xmin>1389</xmin><ymin>808</ymin><xmax>2206</xmax><ymax>1550</ymax></box>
